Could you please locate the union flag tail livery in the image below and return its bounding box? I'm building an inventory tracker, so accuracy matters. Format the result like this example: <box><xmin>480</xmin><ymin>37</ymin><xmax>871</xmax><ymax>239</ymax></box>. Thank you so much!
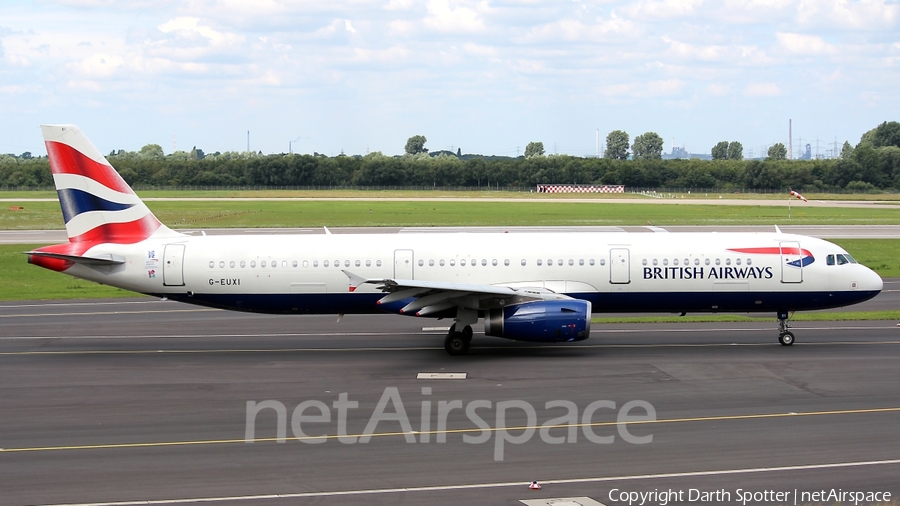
<box><xmin>28</xmin><ymin>125</ymin><xmax>882</xmax><ymax>355</ymax></box>
<box><xmin>28</xmin><ymin>125</ymin><xmax>182</xmax><ymax>272</ymax></box>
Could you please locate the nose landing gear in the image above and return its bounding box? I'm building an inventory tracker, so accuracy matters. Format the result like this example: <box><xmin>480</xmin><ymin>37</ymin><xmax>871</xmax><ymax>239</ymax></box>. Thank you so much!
<box><xmin>777</xmin><ymin>311</ymin><xmax>795</xmax><ymax>346</ymax></box>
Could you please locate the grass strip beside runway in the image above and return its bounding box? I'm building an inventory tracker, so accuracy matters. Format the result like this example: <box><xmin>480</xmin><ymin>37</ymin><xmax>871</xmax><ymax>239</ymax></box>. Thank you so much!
<box><xmin>4</xmin><ymin>199</ymin><xmax>900</xmax><ymax>230</ymax></box>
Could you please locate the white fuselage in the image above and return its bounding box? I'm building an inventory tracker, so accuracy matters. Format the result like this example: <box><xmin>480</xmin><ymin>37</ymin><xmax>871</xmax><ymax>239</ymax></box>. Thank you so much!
<box><xmin>66</xmin><ymin>231</ymin><xmax>882</xmax><ymax>316</ymax></box>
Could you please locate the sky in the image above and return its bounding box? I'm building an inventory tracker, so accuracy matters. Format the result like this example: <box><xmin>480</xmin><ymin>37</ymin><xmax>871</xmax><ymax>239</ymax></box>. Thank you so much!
<box><xmin>0</xmin><ymin>0</ymin><xmax>898</xmax><ymax>159</ymax></box>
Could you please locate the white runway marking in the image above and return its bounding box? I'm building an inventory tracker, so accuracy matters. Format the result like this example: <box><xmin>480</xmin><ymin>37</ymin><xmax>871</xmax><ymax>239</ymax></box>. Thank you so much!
<box><xmin>417</xmin><ymin>372</ymin><xmax>467</xmax><ymax>379</ymax></box>
<box><xmin>36</xmin><ymin>458</ymin><xmax>900</xmax><ymax>506</ymax></box>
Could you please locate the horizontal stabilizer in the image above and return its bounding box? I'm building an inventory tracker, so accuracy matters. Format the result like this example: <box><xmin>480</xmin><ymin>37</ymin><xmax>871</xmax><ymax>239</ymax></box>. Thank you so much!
<box><xmin>26</xmin><ymin>251</ymin><xmax>126</xmax><ymax>266</ymax></box>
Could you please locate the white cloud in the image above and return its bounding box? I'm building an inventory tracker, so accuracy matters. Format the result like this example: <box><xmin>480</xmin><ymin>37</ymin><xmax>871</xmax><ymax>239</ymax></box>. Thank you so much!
<box><xmin>706</xmin><ymin>83</ymin><xmax>730</xmax><ymax>96</ymax></box>
<box><xmin>74</xmin><ymin>52</ymin><xmax>124</xmax><ymax>78</ymax></box>
<box><xmin>776</xmin><ymin>32</ymin><xmax>835</xmax><ymax>55</ymax></box>
<box><xmin>424</xmin><ymin>0</ymin><xmax>487</xmax><ymax>32</ymax></box>
<box><xmin>744</xmin><ymin>82</ymin><xmax>781</xmax><ymax>96</ymax></box>
<box><xmin>384</xmin><ymin>0</ymin><xmax>414</xmax><ymax>11</ymax></box>
<box><xmin>157</xmin><ymin>17</ymin><xmax>244</xmax><ymax>47</ymax></box>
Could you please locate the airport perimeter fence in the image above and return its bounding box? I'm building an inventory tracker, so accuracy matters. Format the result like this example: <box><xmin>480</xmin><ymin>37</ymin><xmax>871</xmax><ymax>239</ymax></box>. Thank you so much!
<box><xmin>0</xmin><ymin>185</ymin><xmax>893</xmax><ymax>195</ymax></box>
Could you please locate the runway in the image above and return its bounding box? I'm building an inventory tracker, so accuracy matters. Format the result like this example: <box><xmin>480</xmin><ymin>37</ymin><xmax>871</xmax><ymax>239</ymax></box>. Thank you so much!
<box><xmin>1</xmin><ymin>296</ymin><xmax>899</xmax><ymax>505</ymax></box>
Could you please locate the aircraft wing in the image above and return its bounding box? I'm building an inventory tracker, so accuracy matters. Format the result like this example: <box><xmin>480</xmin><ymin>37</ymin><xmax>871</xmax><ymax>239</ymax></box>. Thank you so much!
<box><xmin>342</xmin><ymin>270</ymin><xmax>570</xmax><ymax>316</ymax></box>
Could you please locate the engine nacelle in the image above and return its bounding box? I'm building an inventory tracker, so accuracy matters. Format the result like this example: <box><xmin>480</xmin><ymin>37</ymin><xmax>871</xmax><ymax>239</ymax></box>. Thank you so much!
<box><xmin>484</xmin><ymin>300</ymin><xmax>592</xmax><ymax>343</ymax></box>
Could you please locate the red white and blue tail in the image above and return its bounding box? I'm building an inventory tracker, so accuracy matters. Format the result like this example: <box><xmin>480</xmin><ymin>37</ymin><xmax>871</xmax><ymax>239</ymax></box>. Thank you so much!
<box><xmin>41</xmin><ymin>124</ymin><xmax>181</xmax><ymax>244</ymax></box>
<box><xmin>29</xmin><ymin>125</ymin><xmax>182</xmax><ymax>272</ymax></box>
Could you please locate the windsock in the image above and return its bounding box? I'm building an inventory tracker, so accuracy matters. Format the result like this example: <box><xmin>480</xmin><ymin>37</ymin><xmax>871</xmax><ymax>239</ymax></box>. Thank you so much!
<box><xmin>790</xmin><ymin>189</ymin><xmax>807</xmax><ymax>202</ymax></box>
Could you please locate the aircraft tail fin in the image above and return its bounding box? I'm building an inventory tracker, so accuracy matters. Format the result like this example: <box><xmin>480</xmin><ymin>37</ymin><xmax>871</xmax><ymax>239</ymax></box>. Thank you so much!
<box><xmin>41</xmin><ymin>124</ymin><xmax>183</xmax><ymax>244</ymax></box>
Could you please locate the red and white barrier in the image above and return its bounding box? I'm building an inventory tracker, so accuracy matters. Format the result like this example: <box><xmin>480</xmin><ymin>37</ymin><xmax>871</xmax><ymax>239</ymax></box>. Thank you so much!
<box><xmin>536</xmin><ymin>185</ymin><xmax>625</xmax><ymax>194</ymax></box>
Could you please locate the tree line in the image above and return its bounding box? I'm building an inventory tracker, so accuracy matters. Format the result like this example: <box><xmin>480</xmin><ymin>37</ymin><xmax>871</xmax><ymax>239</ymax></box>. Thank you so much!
<box><xmin>2</xmin><ymin>122</ymin><xmax>898</xmax><ymax>192</ymax></box>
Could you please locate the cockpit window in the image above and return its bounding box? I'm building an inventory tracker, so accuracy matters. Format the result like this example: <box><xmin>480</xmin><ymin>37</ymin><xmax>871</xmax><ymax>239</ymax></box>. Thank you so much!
<box><xmin>844</xmin><ymin>254</ymin><xmax>858</xmax><ymax>264</ymax></box>
<box><xmin>836</xmin><ymin>254</ymin><xmax>849</xmax><ymax>265</ymax></box>
<box><xmin>826</xmin><ymin>254</ymin><xmax>835</xmax><ymax>266</ymax></box>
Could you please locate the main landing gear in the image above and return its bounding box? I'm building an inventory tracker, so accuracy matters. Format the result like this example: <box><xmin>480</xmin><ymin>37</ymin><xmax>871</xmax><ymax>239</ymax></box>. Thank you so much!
<box><xmin>444</xmin><ymin>323</ymin><xmax>473</xmax><ymax>356</ymax></box>
<box><xmin>777</xmin><ymin>311</ymin><xmax>795</xmax><ymax>346</ymax></box>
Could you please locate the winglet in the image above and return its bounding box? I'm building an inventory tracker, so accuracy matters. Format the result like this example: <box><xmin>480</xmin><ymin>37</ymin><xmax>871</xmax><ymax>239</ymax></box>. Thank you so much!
<box><xmin>342</xmin><ymin>270</ymin><xmax>367</xmax><ymax>292</ymax></box>
<box><xmin>774</xmin><ymin>225</ymin><xmax>782</xmax><ymax>234</ymax></box>
<box><xmin>324</xmin><ymin>226</ymin><xmax>332</xmax><ymax>235</ymax></box>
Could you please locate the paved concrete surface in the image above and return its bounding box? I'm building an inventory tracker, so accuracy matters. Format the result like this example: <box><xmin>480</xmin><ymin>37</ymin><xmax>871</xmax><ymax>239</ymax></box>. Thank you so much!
<box><xmin>1</xmin><ymin>294</ymin><xmax>898</xmax><ymax>505</ymax></box>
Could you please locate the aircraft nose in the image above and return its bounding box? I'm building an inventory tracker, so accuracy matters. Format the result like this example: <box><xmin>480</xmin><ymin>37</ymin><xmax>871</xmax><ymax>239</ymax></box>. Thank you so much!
<box><xmin>861</xmin><ymin>266</ymin><xmax>883</xmax><ymax>293</ymax></box>
<box><xmin>866</xmin><ymin>267</ymin><xmax>884</xmax><ymax>292</ymax></box>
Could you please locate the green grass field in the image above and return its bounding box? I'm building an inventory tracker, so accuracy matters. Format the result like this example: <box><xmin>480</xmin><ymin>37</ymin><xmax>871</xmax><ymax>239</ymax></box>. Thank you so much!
<box><xmin>4</xmin><ymin>199</ymin><xmax>900</xmax><ymax>230</ymax></box>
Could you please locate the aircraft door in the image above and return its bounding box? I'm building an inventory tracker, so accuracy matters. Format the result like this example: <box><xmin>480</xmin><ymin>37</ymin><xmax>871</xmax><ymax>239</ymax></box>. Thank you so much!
<box><xmin>609</xmin><ymin>248</ymin><xmax>630</xmax><ymax>284</ymax></box>
<box><xmin>780</xmin><ymin>241</ymin><xmax>803</xmax><ymax>283</ymax></box>
<box><xmin>163</xmin><ymin>244</ymin><xmax>186</xmax><ymax>286</ymax></box>
<box><xmin>394</xmin><ymin>249</ymin><xmax>414</xmax><ymax>280</ymax></box>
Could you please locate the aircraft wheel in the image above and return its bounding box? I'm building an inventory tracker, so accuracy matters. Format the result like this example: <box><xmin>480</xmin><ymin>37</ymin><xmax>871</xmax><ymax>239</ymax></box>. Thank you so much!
<box><xmin>779</xmin><ymin>332</ymin><xmax>795</xmax><ymax>346</ymax></box>
<box><xmin>444</xmin><ymin>333</ymin><xmax>470</xmax><ymax>355</ymax></box>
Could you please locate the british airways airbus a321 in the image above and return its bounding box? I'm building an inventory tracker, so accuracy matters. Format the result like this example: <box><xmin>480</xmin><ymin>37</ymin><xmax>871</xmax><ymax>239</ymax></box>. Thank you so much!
<box><xmin>28</xmin><ymin>125</ymin><xmax>883</xmax><ymax>354</ymax></box>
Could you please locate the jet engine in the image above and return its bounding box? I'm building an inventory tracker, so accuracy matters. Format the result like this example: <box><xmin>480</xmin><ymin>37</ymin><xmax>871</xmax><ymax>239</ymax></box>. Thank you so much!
<box><xmin>484</xmin><ymin>300</ymin><xmax>591</xmax><ymax>342</ymax></box>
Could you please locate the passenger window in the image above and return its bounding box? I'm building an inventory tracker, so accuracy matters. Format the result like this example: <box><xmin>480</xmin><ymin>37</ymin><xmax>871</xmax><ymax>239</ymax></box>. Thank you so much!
<box><xmin>418</xmin><ymin>259</ymin><xmax>424</xmax><ymax>267</ymax></box>
<box><xmin>694</xmin><ymin>258</ymin><xmax>699</xmax><ymax>266</ymax></box>
<box><xmin>521</xmin><ymin>259</ymin><xmax>526</xmax><ymax>266</ymax></box>
<box><xmin>313</xmin><ymin>260</ymin><xmax>318</xmax><ymax>267</ymax></box>
<box><xmin>599</xmin><ymin>259</ymin><xmax>605</xmax><ymax>266</ymax></box>
<box><xmin>652</xmin><ymin>259</ymin><xmax>658</xmax><ymax>266</ymax></box>
<box><xmin>292</xmin><ymin>260</ymin><xmax>298</xmax><ymax>267</ymax></box>
<box><xmin>725</xmin><ymin>258</ymin><xmax>731</xmax><ymax>266</ymax></box>
<box><xmin>705</xmin><ymin>258</ymin><xmax>710</xmax><ymax>266</ymax></box>
<box><xmin>261</xmin><ymin>261</ymin><xmax>266</xmax><ymax>268</ymax></box>
<box><xmin>537</xmin><ymin>259</ymin><xmax>542</xmax><ymax>266</ymax></box>
<box><xmin>492</xmin><ymin>259</ymin><xmax>498</xmax><ymax>266</ymax></box>
<box><xmin>590</xmin><ymin>259</ymin><xmax>595</xmax><ymax>266</ymax></box>
<box><xmin>440</xmin><ymin>259</ymin><xmax>445</xmax><ymax>266</ymax></box>
<box><xmin>376</xmin><ymin>260</ymin><xmax>382</xmax><ymax>267</ymax></box>
<box><xmin>673</xmin><ymin>259</ymin><xmax>679</xmax><ymax>266</ymax></box>
<box><xmin>504</xmin><ymin>259</ymin><xmax>510</xmax><ymax>266</ymax></box>
<box><xmin>642</xmin><ymin>259</ymin><xmax>648</xmax><ymax>266</ymax></box>
<box><xmin>746</xmin><ymin>258</ymin><xmax>752</xmax><ymax>265</ymax></box>
<box><xmin>450</xmin><ymin>259</ymin><xmax>456</xmax><ymax>266</ymax></box>
<box><xmin>324</xmin><ymin>260</ymin><xmax>330</xmax><ymax>267</ymax></box>
<box><xmin>558</xmin><ymin>259</ymin><xmax>563</xmax><ymax>266</ymax></box>
<box><xmin>219</xmin><ymin>261</ymin><xmax>225</xmax><ymax>268</ymax></box>
<box><xmin>547</xmin><ymin>259</ymin><xmax>553</xmax><ymax>266</ymax></box>
<box><xmin>240</xmin><ymin>261</ymin><xmax>246</xmax><ymax>268</ymax></box>
<box><xmin>229</xmin><ymin>261</ymin><xmax>235</xmax><ymax>268</ymax></box>
<box><xmin>302</xmin><ymin>260</ymin><xmax>308</xmax><ymax>268</ymax></box>
<box><xmin>683</xmin><ymin>258</ymin><xmax>688</xmax><ymax>265</ymax></box>
<box><xmin>461</xmin><ymin>259</ymin><xmax>466</xmax><ymax>266</ymax></box>
<box><xmin>663</xmin><ymin>259</ymin><xmax>668</xmax><ymax>266</ymax></box>
<box><xmin>209</xmin><ymin>261</ymin><xmax>214</xmax><ymax>268</ymax></box>
<box><xmin>429</xmin><ymin>259</ymin><xmax>434</xmax><ymax>266</ymax></box>
<box><xmin>715</xmin><ymin>259</ymin><xmax>721</xmax><ymax>266</ymax></box>
<box><xmin>366</xmin><ymin>260</ymin><xmax>371</xmax><ymax>267</ymax></box>
<box><xmin>482</xmin><ymin>259</ymin><xmax>487</xmax><ymax>266</ymax></box>
<box><xmin>735</xmin><ymin>258</ymin><xmax>741</xmax><ymax>266</ymax></box>
<box><xmin>345</xmin><ymin>260</ymin><xmax>350</xmax><ymax>267</ymax></box>
<box><xmin>579</xmin><ymin>259</ymin><xmax>584</xmax><ymax>266</ymax></box>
